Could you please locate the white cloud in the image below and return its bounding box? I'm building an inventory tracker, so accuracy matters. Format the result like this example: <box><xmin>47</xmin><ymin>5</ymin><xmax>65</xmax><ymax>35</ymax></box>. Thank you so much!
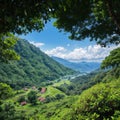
<box><xmin>45</xmin><ymin>45</ymin><xmax>120</xmax><ymax>62</ymax></box>
<box><xmin>29</xmin><ymin>41</ymin><xmax>44</xmax><ymax>47</ymax></box>
<box><xmin>45</xmin><ymin>47</ymin><xmax>67</xmax><ymax>58</ymax></box>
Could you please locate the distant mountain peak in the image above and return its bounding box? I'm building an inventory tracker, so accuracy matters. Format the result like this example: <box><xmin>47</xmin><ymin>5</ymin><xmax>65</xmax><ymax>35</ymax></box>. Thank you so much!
<box><xmin>52</xmin><ymin>56</ymin><xmax>101</xmax><ymax>73</ymax></box>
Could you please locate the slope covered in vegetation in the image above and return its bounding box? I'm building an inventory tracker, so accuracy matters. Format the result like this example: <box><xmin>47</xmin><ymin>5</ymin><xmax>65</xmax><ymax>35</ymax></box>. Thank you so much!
<box><xmin>0</xmin><ymin>39</ymin><xmax>75</xmax><ymax>89</ymax></box>
<box><xmin>62</xmin><ymin>48</ymin><xmax>120</xmax><ymax>120</ymax></box>
<box><xmin>0</xmin><ymin>46</ymin><xmax>120</xmax><ymax>120</ymax></box>
<box><xmin>1</xmin><ymin>68</ymin><xmax>120</xmax><ymax>120</ymax></box>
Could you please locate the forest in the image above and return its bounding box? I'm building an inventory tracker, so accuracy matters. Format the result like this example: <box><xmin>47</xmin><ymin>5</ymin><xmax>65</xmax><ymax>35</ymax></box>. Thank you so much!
<box><xmin>0</xmin><ymin>0</ymin><xmax>120</xmax><ymax>120</ymax></box>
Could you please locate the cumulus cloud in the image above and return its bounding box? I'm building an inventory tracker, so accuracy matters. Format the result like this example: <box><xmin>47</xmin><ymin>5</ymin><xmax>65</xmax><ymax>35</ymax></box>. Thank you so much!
<box><xmin>45</xmin><ymin>45</ymin><xmax>120</xmax><ymax>62</ymax></box>
<box><xmin>45</xmin><ymin>47</ymin><xmax>67</xmax><ymax>58</ymax></box>
<box><xmin>29</xmin><ymin>41</ymin><xmax>44</xmax><ymax>47</ymax></box>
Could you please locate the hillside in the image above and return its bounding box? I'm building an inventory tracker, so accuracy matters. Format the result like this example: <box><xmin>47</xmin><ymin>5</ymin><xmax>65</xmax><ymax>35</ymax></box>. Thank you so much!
<box><xmin>52</xmin><ymin>56</ymin><xmax>101</xmax><ymax>73</ymax></box>
<box><xmin>1</xmin><ymin>68</ymin><xmax>120</xmax><ymax>120</ymax></box>
<box><xmin>0</xmin><ymin>39</ymin><xmax>75</xmax><ymax>89</ymax></box>
<box><xmin>1</xmin><ymin>47</ymin><xmax>120</xmax><ymax>119</ymax></box>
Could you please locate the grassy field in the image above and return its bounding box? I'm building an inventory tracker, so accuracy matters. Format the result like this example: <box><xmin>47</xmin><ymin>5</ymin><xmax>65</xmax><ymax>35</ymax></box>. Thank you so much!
<box><xmin>4</xmin><ymin>79</ymin><xmax>78</xmax><ymax>120</ymax></box>
<box><xmin>52</xmin><ymin>79</ymin><xmax>71</xmax><ymax>87</ymax></box>
<box><xmin>15</xmin><ymin>96</ymin><xmax>78</xmax><ymax>120</ymax></box>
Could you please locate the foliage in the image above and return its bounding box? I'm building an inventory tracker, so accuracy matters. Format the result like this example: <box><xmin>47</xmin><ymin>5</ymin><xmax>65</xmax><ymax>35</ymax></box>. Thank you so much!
<box><xmin>0</xmin><ymin>102</ymin><xmax>16</xmax><ymax>120</ymax></box>
<box><xmin>0</xmin><ymin>39</ymin><xmax>75</xmax><ymax>89</ymax></box>
<box><xmin>71</xmin><ymin>79</ymin><xmax>120</xmax><ymax>120</ymax></box>
<box><xmin>0</xmin><ymin>33</ymin><xmax>20</xmax><ymax>62</ymax></box>
<box><xmin>0</xmin><ymin>1</ymin><xmax>120</xmax><ymax>61</ymax></box>
<box><xmin>1</xmin><ymin>71</ymin><xmax>120</xmax><ymax>119</ymax></box>
<box><xmin>27</xmin><ymin>91</ymin><xmax>37</xmax><ymax>105</ymax></box>
<box><xmin>55</xmin><ymin>94</ymin><xmax>65</xmax><ymax>100</ymax></box>
<box><xmin>0</xmin><ymin>82</ymin><xmax>13</xmax><ymax>100</ymax></box>
<box><xmin>17</xmin><ymin>95</ymin><xmax>26</xmax><ymax>103</ymax></box>
<box><xmin>101</xmin><ymin>47</ymin><xmax>120</xmax><ymax>78</ymax></box>
<box><xmin>101</xmin><ymin>47</ymin><xmax>120</xmax><ymax>68</ymax></box>
<box><xmin>0</xmin><ymin>0</ymin><xmax>51</xmax><ymax>61</ymax></box>
<box><xmin>0</xmin><ymin>1</ymin><xmax>120</xmax><ymax>47</ymax></box>
<box><xmin>55</xmin><ymin>72</ymin><xmax>98</xmax><ymax>95</ymax></box>
<box><xmin>53</xmin><ymin>0</ymin><xmax>120</xmax><ymax>46</ymax></box>
<box><xmin>44</xmin><ymin>94</ymin><xmax>65</xmax><ymax>103</ymax></box>
<box><xmin>0</xmin><ymin>102</ymin><xmax>29</xmax><ymax>120</ymax></box>
<box><xmin>0</xmin><ymin>0</ymin><xmax>52</xmax><ymax>35</ymax></box>
<box><xmin>45</xmin><ymin>95</ymin><xmax>56</xmax><ymax>103</ymax></box>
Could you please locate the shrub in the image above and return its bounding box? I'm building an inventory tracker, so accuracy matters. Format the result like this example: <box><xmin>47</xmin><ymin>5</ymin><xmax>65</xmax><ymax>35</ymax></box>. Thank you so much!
<box><xmin>27</xmin><ymin>91</ymin><xmax>37</xmax><ymax>105</ymax></box>
<box><xmin>72</xmin><ymin>79</ymin><xmax>120</xmax><ymax>119</ymax></box>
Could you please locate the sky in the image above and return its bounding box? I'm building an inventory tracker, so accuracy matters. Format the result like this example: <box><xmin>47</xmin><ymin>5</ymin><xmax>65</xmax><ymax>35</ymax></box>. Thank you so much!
<box><xmin>19</xmin><ymin>20</ymin><xmax>119</xmax><ymax>63</ymax></box>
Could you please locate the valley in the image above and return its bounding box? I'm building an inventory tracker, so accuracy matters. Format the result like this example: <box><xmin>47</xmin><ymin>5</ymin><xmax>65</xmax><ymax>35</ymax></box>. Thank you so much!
<box><xmin>2</xmin><ymin>77</ymin><xmax>79</xmax><ymax>120</ymax></box>
<box><xmin>0</xmin><ymin>39</ymin><xmax>120</xmax><ymax>120</ymax></box>
<box><xmin>0</xmin><ymin>1</ymin><xmax>120</xmax><ymax>120</ymax></box>
<box><xmin>0</xmin><ymin>39</ymin><xmax>75</xmax><ymax>89</ymax></box>
<box><xmin>1</xmin><ymin>69</ymin><xmax>120</xmax><ymax>120</ymax></box>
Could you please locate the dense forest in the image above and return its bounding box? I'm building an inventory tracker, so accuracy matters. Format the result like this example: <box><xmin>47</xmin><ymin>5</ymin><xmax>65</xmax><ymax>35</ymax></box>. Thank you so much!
<box><xmin>0</xmin><ymin>39</ymin><xmax>75</xmax><ymax>89</ymax></box>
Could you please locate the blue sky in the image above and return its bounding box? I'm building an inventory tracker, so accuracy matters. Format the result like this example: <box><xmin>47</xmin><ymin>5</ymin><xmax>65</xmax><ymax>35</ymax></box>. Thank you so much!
<box><xmin>20</xmin><ymin>20</ymin><xmax>95</xmax><ymax>50</ymax></box>
<box><xmin>19</xmin><ymin>21</ymin><xmax>119</xmax><ymax>62</ymax></box>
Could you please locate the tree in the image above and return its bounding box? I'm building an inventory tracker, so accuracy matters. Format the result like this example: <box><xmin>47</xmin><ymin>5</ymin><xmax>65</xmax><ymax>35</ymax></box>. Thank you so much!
<box><xmin>17</xmin><ymin>95</ymin><xmax>26</xmax><ymax>103</ymax></box>
<box><xmin>52</xmin><ymin>0</ymin><xmax>120</xmax><ymax>46</ymax></box>
<box><xmin>27</xmin><ymin>91</ymin><xmax>37</xmax><ymax>105</ymax></box>
<box><xmin>101</xmin><ymin>47</ymin><xmax>120</xmax><ymax>69</ymax></box>
<box><xmin>0</xmin><ymin>0</ymin><xmax>51</xmax><ymax>34</ymax></box>
<box><xmin>71</xmin><ymin>80</ymin><xmax>120</xmax><ymax>119</ymax></box>
<box><xmin>0</xmin><ymin>82</ymin><xmax>13</xmax><ymax>100</ymax></box>
<box><xmin>0</xmin><ymin>102</ymin><xmax>16</xmax><ymax>120</ymax></box>
<box><xmin>0</xmin><ymin>0</ymin><xmax>51</xmax><ymax>62</ymax></box>
<box><xmin>1</xmin><ymin>1</ymin><xmax>120</xmax><ymax>61</ymax></box>
<box><xmin>1</xmin><ymin>0</ymin><xmax>120</xmax><ymax>46</ymax></box>
<box><xmin>101</xmin><ymin>47</ymin><xmax>120</xmax><ymax>77</ymax></box>
<box><xmin>0</xmin><ymin>33</ymin><xmax>20</xmax><ymax>62</ymax></box>
<box><xmin>55</xmin><ymin>94</ymin><xmax>64</xmax><ymax>100</ymax></box>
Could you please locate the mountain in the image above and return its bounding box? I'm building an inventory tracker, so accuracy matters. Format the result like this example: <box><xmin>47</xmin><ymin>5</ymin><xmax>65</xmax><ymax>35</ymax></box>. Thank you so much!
<box><xmin>0</xmin><ymin>39</ymin><xmax>75</xmax><ymax>89</ymax></box>
<box><xmin>52</xmin><ymin>56</ymin><xmax>101</xmax><ymax>73</ymax></box>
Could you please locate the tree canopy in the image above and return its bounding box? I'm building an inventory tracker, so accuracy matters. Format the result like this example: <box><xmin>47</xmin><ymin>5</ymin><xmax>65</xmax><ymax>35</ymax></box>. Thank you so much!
<box><xmin>0</xmin><ymin>0</ymin><xmax>51</xmax><ymax>61</ymax></box>
<box><xmin>101</xmin><ymin>47</ymin><xmax>120</xmax><ymax>69</ymax></box>
<box><xmin>28</xmin><ymin>91</ymin><xmax>37</xmax><ymax>105</ymax></box>
<box><xmin>0</xmin><ymin>33</ymin><xmax>20</xmax><ymax>62</ymax></box>
<box><xmin>53</xmin><ymin>0</ymin><xmax>120</xmax><ymax>46</ymax></box>
<box><xmin>0</xmin><ymin>82</ymin><xmax>13</xmax><ymax>100</ymax></box>
<box><xmin>0</xmin><ymin>0</ymin><xmax>51</xmax><ymax>34</ymax></box>
<box><xmin>101</xmin><ymin>47</ymin><xmax>120</xmax><ymax>78</ymax></box>
<box><xmin>0</xmin><ymin>0</ymin><xmax>120</xmax><ymax>61</ymax></box>
<box><xmin>0</xmin><ymin>0</ymin><xmax>120</xmax><ymax>45</ymax></box>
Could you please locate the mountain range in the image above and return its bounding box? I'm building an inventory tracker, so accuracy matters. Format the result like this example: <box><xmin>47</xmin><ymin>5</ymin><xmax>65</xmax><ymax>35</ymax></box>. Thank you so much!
<box><xmin>52</xmin><ymin>56</ymin><xmax>101</xmax><ymax>73</ymax></box>
<box><xmin>0</xmin><ymin>39</ymin><xmax>74</xmax><ymax>89</ymax></box>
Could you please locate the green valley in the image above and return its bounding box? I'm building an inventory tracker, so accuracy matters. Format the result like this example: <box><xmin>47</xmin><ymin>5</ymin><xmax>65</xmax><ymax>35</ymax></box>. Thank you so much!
<box><xmin>0</xmin><ymin>39</ymin><xmax>120</xmax><ymax>120</ymax></box>
<box><xmin>0</xmin><ymin>67</ymin><xmax>120</xmax><ymax>120</ymax></box>
<box><xmin>0</xmin><ymin>39</ymin><xmax>75</xmax><ymax>89</ymax></box>
<box><xmin>0</xmin><ymin>1</ymin><xmax>120</xmax><ymax>119</ymax></box>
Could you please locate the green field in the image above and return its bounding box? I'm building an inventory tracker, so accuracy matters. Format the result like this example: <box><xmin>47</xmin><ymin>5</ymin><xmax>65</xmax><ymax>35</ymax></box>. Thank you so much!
<box><xmin>2</xmin><ymin>79</ymin><xmax>78</xmax><ymax>120</ymax></box>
